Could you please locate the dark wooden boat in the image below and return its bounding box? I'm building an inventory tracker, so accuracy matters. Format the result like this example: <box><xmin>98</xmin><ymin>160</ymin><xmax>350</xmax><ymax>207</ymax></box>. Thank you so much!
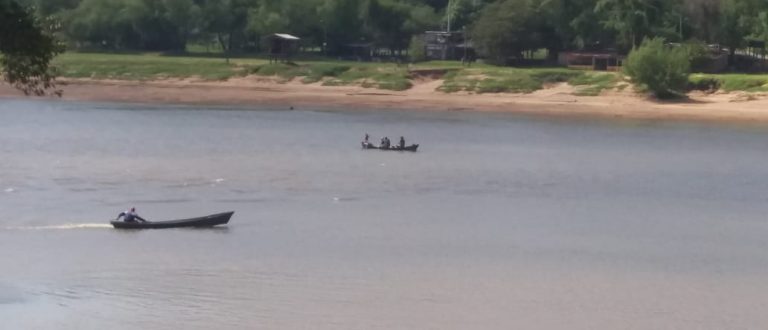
<box><xmin>362</xmin><ymin>142</ymin><xmax>419</xmax><ymax>152</ymax></box>
<box><xmin>110</xmin><ymin>211</ymin><xmax>234</xmax><ymax>229</ymax></box>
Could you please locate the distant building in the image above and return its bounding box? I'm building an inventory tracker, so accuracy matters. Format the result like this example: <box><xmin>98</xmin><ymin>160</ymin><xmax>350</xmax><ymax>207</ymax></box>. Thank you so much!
<box><xmin>268</xmin><ymin>33</ymin><xmax>300</xmax><ymax>63</ymax></box>
<box><xmin>423</xmin><ymin>31</ymin><xmax>474</xmax><ymax>61</ymax></box>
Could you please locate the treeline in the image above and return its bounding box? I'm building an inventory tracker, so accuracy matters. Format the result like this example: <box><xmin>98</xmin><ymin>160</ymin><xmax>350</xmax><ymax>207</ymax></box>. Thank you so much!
<box><xmin>473</xmin><ymin>0</ymin><xmax>768</xmax><ymax>65</ymax></box>
<box><xmin>17</xmin><ymin>0</ymin><xmax>448</xmax><ymax>55</ymax></box>
<box><xmin>16</xmin><ymin>0</ymin><xmax>768</xmax><ymax>61</ymax></box>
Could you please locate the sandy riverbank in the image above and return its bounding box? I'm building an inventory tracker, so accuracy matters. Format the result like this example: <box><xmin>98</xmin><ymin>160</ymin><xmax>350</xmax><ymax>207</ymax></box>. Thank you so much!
<box><xmin>3</xmin><ymin>76</ymin><xmax>768</xmax><ymax>123</ymax></box>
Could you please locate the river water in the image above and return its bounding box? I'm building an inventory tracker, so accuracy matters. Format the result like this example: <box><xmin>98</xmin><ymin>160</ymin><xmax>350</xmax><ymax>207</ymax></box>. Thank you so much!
<box><xmin>2</xmin><ymin>99</ymin><xmax>768</xmax><ymax>329</ymax></box>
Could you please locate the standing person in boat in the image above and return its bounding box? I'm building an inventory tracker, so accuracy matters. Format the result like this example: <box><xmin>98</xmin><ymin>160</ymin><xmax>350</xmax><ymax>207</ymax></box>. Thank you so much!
<box><xmin>399</xmin><ymin>136</ymin><xmax>405</xmax><ymax>149</ymax></box>
<box><xmin>364</xmin><ymin>133</ymin><xmax>369</xmax><ymax>144</ymax></box>
<box><xmin>116</xmin><ymin>207</ymin><xmax>147</xmax><ymax>223</ymax></box>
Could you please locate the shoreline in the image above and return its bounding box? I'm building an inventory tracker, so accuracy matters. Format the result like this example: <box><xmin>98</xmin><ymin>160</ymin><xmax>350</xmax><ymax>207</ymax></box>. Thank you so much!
<box><xmin>3</xmin><ymin>77</ymin><xmax>768</xmax><ymax>123</ymax></box>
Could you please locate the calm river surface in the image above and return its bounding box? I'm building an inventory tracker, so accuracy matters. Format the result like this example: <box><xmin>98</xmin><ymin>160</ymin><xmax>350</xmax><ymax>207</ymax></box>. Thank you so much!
<box><xmin>2</xmin><ymin>99</ymin><xmax>768</xmax><ymax>329</ymax></box>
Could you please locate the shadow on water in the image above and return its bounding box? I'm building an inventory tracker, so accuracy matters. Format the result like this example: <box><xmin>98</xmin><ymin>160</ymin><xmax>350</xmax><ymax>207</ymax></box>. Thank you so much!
<box><xmin>110</xmin><ymin>226</ymin><xmax>232</xmax><ymax>234</ymax></box>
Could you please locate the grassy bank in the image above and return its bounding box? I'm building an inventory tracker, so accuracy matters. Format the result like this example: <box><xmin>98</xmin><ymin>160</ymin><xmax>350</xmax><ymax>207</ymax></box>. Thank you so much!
<box><xmin>53</xmin><ymin>53</ymin><xmax>265</xmax><ymax>80</ymax></box>
<box><xmin>690</xmin><ymin>73</ymin><xmax>768</xmax><ymax>93</ymax></box>
<box><xmin>437</xmin><ymin>68</ymin><xmax>620</xmax><ymax>95</ymax></box>
<box><xmin>250</xmin><ymin>63</ymin><xmax>412</xmax><ymax>91</ymax></box>
<box><xmin>52</xmin><ymin>52</ymin><xmax>768</xmax><ymax>96</ymax></box>
<box><xmin>51</xmin><ymin>52</ymin><xmax>617</xmax><ymax>93</ymax></box>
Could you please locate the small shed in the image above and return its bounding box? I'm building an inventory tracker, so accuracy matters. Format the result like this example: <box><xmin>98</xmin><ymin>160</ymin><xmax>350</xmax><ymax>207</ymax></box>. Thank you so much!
<box><xmin>423</xmin><ymin>31</ymin><xmax>469</xmax><ymax>61</ymax></box>
<box><xmin>268</xmin><ymin>33</ymin><xmax>301</xmax><ymax>63</ymax></box>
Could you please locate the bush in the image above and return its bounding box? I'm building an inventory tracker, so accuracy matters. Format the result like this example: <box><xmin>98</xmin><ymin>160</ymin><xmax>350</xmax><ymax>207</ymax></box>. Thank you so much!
<box><xmin>688</xmin><ymin>75</ymin><xmax>721</xmax><ymax>92</ymax></box>
<box><xmin>408</xmin><ymin>36</ymin><xmax>426</xmax><ymax>63</ymax></box>
<box><xmin>624</xmin><ymin>37</ymin><xmax>691</xmax><ymax>98</ymax></box>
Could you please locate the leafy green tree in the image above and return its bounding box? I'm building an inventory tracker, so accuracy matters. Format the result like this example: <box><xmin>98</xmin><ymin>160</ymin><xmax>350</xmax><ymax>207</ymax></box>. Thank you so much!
<box><xmin>201</xmin><ymin>0</ymin><xmax>257</xmax><ymax>61</ymax></box>
<box><xmin>471</xmin><ymin>0</ymin><xmax>549</xmax><ymax>64</ymax></box>
<box><xmin>64</xmin><ymin>0</ymin><xmax>139</xmax><ymax>49</ymax></box>
<box><xmin>319</xmin><ymin>0</ymin><xmax>365</xmax><ymax>54</ymax></box>
<box><xmin>17</xmin><ymin>0</ymin><xmax>81</xmax><ymax>16</ymax></box>
<box><xmin>718</xmin><ymin>0</ymin><xmax>758</xmax><ymax>64</ymax></box>
<box><xmin>682</xmin><ymin>0</ymin><xmax>721</xmax><ymax>43</ymax></box>
<box><xmin>595</xmin><ymin>0</ymin><xmax>680</xmax><ymax>50</ymax></box>
<box><xmin>444</xmin><ymin>0</ymin><xmax>485</xmax><ymax>32</ymax></box>
<box><xmin>161</xmin><ymin>0</ymin><xmax>203</xmax><ymax>49</ymax></box>
<box><xmin>553</xmin><ymin>0</ymin><xmax>614</xmax><ymax>50</ymax></box>
<box><xmin>624</xmin><ymin>37</ymin><xmax>690</xmax><ymax>98</ymax></box>
<box><xmin>1</xmin><ymin>0</ymin><xmax>64</xmax><ymax>95</ymax></box>
<box><xmin>362</xmin><ymin>0</ymin><xmax>410</xmax><ymax>53</ymax></box>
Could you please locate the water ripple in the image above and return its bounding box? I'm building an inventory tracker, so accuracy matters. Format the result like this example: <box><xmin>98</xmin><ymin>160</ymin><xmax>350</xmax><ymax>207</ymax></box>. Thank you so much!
<box><xmin>5</xmin><ymin>223</ymin><xmax>112</xmax><ymax>230</ymax></box>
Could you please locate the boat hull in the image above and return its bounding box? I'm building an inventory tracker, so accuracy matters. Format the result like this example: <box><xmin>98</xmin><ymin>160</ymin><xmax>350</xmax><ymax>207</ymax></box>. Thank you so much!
<box><xmin>362</xmin><ymin>142</ymin><xmax>419</xmax><ymax>152</ymax></box>
<box><xmin>110</xmin><ymin>211</ymin><xmax>234</xmax><ymax>229</ymax></box>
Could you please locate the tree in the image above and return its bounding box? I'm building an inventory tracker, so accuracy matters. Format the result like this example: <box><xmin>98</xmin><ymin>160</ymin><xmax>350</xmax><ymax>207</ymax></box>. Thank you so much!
<box><xmin>1</xmin><ymin>0</ymin><xmax>64</xmax><ymax>95</ymax></box>
<box><xmin>471</xmin><ymin>0</ymin><xmax>545</xmax><ymax>64</ymax></box>
<box><xmin>718</xmin><ymin>0</ymin><xmax>760</xmax><ymax>64</ymax></box>
<box><xmin>682</xmin><ymin>0</ymin><xmax>721</xmax><ymax>43</ymax></box>
<box><xmin>595</xmin><ymin>0</ymin><xmax>680</xmax><ymax>50</ymax></box>
<box><xmin>65</xmin><ymin>0</ymin><xmax>144</xmax><ymax>50</ymax></box>
<box><xmin>201</xmin><ymin>0</ymin><xmax>257</xmax><ymax>62</ymax></box>
<box><xmin>163</xmin><ymin>0</ymin><xmax>203</xmax><ymax>48</ymax></box>
<box><xmin>624</xmin><ymin>37</ymin><xmax>690</xmax><ymax>98</ymax></box>
<box><xmin>319</xmin><ymin>0</ymin><xmax>365</xmax><ymax>55</ymax></box>
<box><xmin>444</xmin><ymin>0</ymin><xmax>485</xmax><ymax>32</ymax></box>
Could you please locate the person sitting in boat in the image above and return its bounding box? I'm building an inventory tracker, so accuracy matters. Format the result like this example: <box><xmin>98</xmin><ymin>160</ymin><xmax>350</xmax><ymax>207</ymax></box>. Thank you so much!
<box><xmin>381</xmin><ymin>137</ymin><xmax>391</xmax><ymax>149</ymax></box>
<box><xmin>399</xmin><ymin>136</ymin><xmax>405</xmax><ymax>149</ymax></box>
<box><xmin>116</xmin><ymin>207</ymin><xmax>147</xmax><ymax>223</ymax></box>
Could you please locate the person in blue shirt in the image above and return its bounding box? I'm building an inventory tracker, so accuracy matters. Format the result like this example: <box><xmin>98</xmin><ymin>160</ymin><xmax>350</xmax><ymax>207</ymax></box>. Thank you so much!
<box><xmin>116</xmin><ymin>207</ymin><xmax>147</xmax><ymax>223</ymax></box>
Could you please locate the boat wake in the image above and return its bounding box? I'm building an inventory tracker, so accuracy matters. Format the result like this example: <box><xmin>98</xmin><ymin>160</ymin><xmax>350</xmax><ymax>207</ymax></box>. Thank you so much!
<box><xmin>5</xmin><ymin>223</ymin><xmax>112</xmax><ymax>230</ymax></box>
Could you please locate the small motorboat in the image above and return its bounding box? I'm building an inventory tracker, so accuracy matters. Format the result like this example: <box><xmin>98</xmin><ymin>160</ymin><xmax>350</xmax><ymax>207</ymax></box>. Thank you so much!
<box><xmin>110</xmin><ymin>211</ymin><xmax>234</xmax><ymax>229</ymax></box>
<box><xmin>362</xmin><ymin>142</ymin><xmax>419</xmax><ymax>152</ymax></box>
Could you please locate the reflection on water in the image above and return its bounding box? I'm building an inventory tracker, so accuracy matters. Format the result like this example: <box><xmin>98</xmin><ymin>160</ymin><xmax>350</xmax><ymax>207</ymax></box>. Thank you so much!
<box><xmin>2</xmin><ymin>100</ymin><xmax>768</xmax><ymax>329</ymax></box>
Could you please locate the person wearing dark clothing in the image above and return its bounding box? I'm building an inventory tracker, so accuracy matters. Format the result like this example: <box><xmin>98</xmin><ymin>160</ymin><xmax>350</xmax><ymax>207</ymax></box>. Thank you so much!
<box><xmin>116</xmin><ymin>207</ymin><xmax>147</xmax><ymax>223</ymax></box>
<box><xmin>399</xmin><ymin>136</ymin><xmax>405</xmax><ymax>149</ymax></box>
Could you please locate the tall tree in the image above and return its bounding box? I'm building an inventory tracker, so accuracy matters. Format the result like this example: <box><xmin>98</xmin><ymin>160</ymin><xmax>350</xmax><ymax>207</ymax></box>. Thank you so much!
<box><xmin>471</xmin><ymin>0</ymin><xmax>540</xmax><ymax>64</ymax></box>
<box><xmin>595</xmin><ymin>0</ymin><xmax>680</xmax><ymax>50</ymax></box>
<box><xmin>201</xmin><ymin>0</ymin><xmax>256</xmax><ymax>62</ymax></box>
<box><xmin>1</xmin><ymin>0</ymin><xmax>64</xmax><ymax>95</ymax></box>
<box><xmin>319</xmin><ymin>0</ymin><xmax>365</xmax><ymax>54</ymax></box>
<box><xmin>682</xmin><ymin>0</ymin><xmax>721</xmax><ymax>43</ymax></box>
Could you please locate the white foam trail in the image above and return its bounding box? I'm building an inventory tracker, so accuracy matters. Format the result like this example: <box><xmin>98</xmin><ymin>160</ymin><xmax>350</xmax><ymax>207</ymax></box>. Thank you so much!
<box><xmin>6</xmin><ymin>223</ymin><xmax>112</xmax><ymax>230</ymax></box>
<box><xmin>4</xmin><ymin>188</ymin><xmax>14</xmax><ymax>193</ymax></box>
